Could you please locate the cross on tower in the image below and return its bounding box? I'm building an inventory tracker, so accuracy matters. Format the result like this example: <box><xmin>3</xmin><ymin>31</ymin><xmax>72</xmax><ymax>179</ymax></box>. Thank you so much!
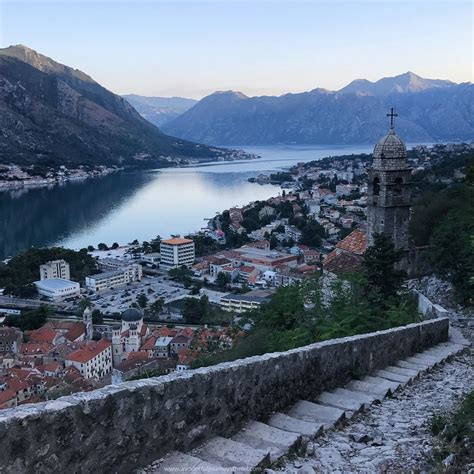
<box><xmin>387</xmin><ymin>107</ymin><xmax>398</xmax><ymax>129</ymax></box>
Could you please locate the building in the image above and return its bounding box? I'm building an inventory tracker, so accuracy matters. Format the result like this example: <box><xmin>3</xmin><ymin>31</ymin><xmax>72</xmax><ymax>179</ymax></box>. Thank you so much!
<box><xmin>220</xmin><ymin>290</ymin><xmax>272</xmax><ymax>313</ymax></box>
<box><xmin>323</xmin><ymin>228</ymin><xmax>368</xmax><ymax>276</ymax></box>
<box><xmin>160</xmin><ymin>238</ymin><xmax>195</xmax><ymax>268</ymax></box>
<box><xmin>367</xmin><ymin>109</ymin><xmax>412</xmax><ymax>251</ymax></box>
<box><xmin>65</xmin><ymin>340</ymin><xmax>112</xmax><ymax>379</ymax></box>
<box><xmin>111</xmin><ymin>308</ymin><xmax>149</xmax><ymax>366</ymax></box>
<box><xmin>34</xmin><ymin>278</ymin><xmax>80</xmax><ymax>301</ymax></box>
<box><xmin>0</xmin><ymin>327</ymin><xmax>22</xmax><ymax>354</ymax></box>
<box><xmin>39</xmin><ymin>259</ymin><xmax>70</xmax><ymax>281</ymax></box>
<box><xmin>85</xmin><ymin>264</ymin><xmax>142</xmax><ymax>292</ymax></box>
<box><xmin>285</xmin><ymin>225</ymin><xmax>303</xmax><ymax>243</ymax></box>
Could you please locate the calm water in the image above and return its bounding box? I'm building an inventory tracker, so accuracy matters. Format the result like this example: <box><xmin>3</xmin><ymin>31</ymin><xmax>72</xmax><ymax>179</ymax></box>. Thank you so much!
<box><xmin>0</xmin><ymin>144</ymin><xmax>373</xmax><ymax>258</ymax></box>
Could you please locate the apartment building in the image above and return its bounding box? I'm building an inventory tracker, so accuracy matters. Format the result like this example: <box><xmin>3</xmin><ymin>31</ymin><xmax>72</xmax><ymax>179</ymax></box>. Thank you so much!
<box><xmin>160</xmin><ymin>238</ymin><xmax>195</xmax><ymax>268</ymax></box>
<box><xmin>65</xmin><ymin>340</ymin><xmax>112</xmax><ymax>380</ymax></box>
<box><xmin>39</xmin><ymin>260</ymin><xmax>70</xmax><ymax>281</ymax></box>
<box><xmin>85</xmin><ymin>264</ymin><xmax>142</xmax><ymax>292</ymax></box>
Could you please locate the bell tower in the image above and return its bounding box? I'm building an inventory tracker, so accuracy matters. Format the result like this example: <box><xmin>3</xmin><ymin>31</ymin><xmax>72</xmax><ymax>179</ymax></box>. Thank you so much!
<box><xmin>367</xmin><ymin>108</ymin><xmax>412</xmax><ymax>251</ymax></box>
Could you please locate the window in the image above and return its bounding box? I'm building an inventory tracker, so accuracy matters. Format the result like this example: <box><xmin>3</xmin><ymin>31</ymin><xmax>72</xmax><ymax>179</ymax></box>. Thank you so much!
<box><xmin>373</xmin><ymin>177</ymin><xmax>380</xmax><ymax>196</ymax></box>
<box><xmin>393</xmin><ymin>177</ymin><xmax>403</xmax><ymax>196</ymax></box>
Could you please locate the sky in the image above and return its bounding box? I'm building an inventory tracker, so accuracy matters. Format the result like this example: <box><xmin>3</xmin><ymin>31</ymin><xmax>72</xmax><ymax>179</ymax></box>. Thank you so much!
<box><xmin>0</xmin><ymin>0</ymin><xmax>472</xmax><ymax>99</ymax></box>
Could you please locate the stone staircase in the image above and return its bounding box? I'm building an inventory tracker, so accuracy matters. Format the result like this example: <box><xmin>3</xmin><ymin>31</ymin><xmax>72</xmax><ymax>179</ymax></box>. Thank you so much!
<box><xmin>142</xmin><ymin>328</ymin><xmax>470</xmax><ymax>474</ymax></box>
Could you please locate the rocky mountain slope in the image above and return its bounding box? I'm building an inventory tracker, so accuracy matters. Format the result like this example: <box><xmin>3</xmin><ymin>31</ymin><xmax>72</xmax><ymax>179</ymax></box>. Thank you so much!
<box><xmin>122</xmin><ymin>95</ymin><xmax>197</xmax><ymax>127</ymax></box>
<box><xmin>0</xmin><ymin>45</ymin><xmax>229</xmax><ymax>167</ymax></box>
<box><xmin>162</xmin><ymin>73</ymin><xmax>474</xmax><ymax>145</ymax></box>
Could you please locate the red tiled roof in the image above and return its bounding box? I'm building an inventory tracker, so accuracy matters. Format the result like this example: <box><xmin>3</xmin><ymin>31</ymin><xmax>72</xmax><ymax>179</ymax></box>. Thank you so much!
<box><xmin>64</xmin><ymin>323</ymin><xmax>86</xmax><ymax>342</ymax></box>
<box><xmin>21</xmin><ymin>342</ymin><xmax>53</xmax><ymax>355</ymax></box>
<box><xmin>239</xmin><ymin>265</ymin><xmax>256</xmax><ymax>274</ymax></box>
<box><xmin>0</xmin><ymin>389</ymin><xmax>16</xmax><ymax>405</ymax></box>
<box><xmin>65</xmin><ymin>340</ymin><xmax>111</xmax><ymax>364</ymax></box>
<box><xmin>162</xmin><ymin>237</ymin><xmax>193</xmax><ymax>245</ymax></box>
<box><xmin>323</xmin><ymin>250</ymin><xmax>364</xmax><ymax>275</ymax></box>
<box><xmin>28</xmin><ymin>327</ymin><xmax>57</xmax><ymax>344</ymax></box>
<box><xmin>335</xmin><ymin>229</ymin><xmax>367</xmax><ymax>255</ymax></box>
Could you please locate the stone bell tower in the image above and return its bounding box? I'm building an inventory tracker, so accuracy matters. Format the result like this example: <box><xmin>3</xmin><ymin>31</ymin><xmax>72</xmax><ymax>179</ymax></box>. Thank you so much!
<box><xmin>367</xmin><ymin>108</ymin><xmax>412</xmax><ymax>251</ymax></box>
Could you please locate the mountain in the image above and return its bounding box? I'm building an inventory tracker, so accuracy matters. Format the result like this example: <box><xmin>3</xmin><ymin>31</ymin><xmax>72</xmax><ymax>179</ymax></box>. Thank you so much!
<box><xmin>122</xmin><ymin>94</ymin><xmax>197</xmax><ymax>127</ymax></box>
<box><xmin>162</xmin><ymin>73</ymin><xmax>474</xmax><ymax>146</ymax></box>
<box><xmin>339</xmin><ymin>72</ymin><xmax>455</xmax><ymax>95</ymax></box>
<box><xmin>0</xmin><ymin>45</ymin><xmax>230</xmax><ymax>167</ymax></box>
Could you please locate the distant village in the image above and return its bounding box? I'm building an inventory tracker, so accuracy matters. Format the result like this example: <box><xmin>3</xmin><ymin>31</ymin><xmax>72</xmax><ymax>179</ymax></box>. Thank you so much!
<box><xmin>0</xmin><ymin>141</ymin><xmax>471</xmax><ymax>409</ymax></box>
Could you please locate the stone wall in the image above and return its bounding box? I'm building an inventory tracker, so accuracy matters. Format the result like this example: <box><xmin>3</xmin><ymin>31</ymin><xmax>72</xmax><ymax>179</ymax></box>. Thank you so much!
<box><xmin>0</xmin><ymin>318</ymin><xmax>449</xmax><ymax>474</ymax></box>
<box><xmin>414</xmin><ymin>289</ymin><xmax>450</xmax><ymax>319</ymax></box>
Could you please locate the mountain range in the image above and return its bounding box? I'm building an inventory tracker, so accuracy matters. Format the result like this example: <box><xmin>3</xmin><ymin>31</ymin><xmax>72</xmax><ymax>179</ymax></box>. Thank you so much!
<box><xmin>161</xmin><ymin>72</ymin><xmax>474</xmax><ymax>145</ymax></box>
<box><xmin>0</xmin><ymin>45</ymin><xmax>229</xmax><ymax>167</ymax></box>
<box><xmin>122</xmin><ymin>95</ymin><xmax>197</xmax><ymax>127</ymax></box>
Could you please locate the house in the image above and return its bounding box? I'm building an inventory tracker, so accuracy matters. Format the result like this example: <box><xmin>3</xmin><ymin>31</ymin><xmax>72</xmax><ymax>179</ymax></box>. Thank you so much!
<box><xmin>153</xmin><ymin>337</ymin><xmax>174</xmax><ymax>358</ymax></box>
<box><xmin>170</xmin><ymin>335</ymin><xmax>192</xmax><ymax>355</ymax></box>
<box><xmin>323</xmin><ymin>228</ymin><xmax>368</xmax><ymax>276</ymax></box>
<box><xmin>0</xmin><ymin>327</ymin><xmax>22</xmax><ymax>354</ymax></box>
<box><xmin>65</xmin><ymin>340</ymin><xmax>112</xmax><ymax>380</ymax></box>
<box><xmin>284</xmin><ymin>225</ymin><xmax>303</xmax><ymax>243</ymax></box>
<box><xmin>258</xmin><ymin>206</ymin><xmax>275</xmax><ymax>219</ymax></box>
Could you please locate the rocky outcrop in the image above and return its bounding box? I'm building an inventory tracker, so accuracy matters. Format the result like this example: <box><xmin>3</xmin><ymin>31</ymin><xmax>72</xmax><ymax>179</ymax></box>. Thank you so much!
<box><xmin>0</xmin><ymin>45</ymin><xmax>230</xmax><ymax>167</ymax></box>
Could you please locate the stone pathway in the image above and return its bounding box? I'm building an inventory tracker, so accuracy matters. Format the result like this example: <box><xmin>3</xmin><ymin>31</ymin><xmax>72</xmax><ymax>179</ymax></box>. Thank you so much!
<box><xmin>140</xmin><ymin>331</ymin><xmax>470</xmax><ymax>474</ymax></box>
<box><xmin>281</xmin><ymin>352</ymin><xmax>473</xmax><ymax>473</ymax></box>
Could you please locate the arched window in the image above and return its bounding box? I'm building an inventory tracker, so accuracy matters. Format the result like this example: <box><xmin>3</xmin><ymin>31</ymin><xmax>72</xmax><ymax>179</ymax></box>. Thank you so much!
<box><xmin>393</xmin><ymin>177</ymin><xmax>403</xmax><ymax>196</ymax></box>
<box><xmin>373</xmin><ymin>177</ymin><xmax>380</xmax><ymax>196</ymax></box>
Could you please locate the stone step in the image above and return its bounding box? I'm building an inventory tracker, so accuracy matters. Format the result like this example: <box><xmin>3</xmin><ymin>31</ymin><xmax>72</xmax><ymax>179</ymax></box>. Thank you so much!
<box><xmin>317</xmin><ymin>390</ymin><xmax>367</xmax><ymax>413</ymax></box>
<box><xmin>192</xmin><ymin>436</ymin><xmax>270</xmax><ymax>472</ymax></box>
<box><xmin>449</xmin><ymin>327</ymin><xmax>471</xmax><ymax>346</ymax></box>
<box><xmin>231</xmin><ymin>421</ymin><xmax>301</xmax><ymax>462</ymax></box>
<box><xmin>362</xmin><ymin>375</ymin><xmax>402</xmax><ymax>393</ymax></box>
<box><xmin>287</xmin><ymin>400</ymin><xmax>346</xmax><ymax>428</ymax></box>
<box><xmin>384</xmin><ymin>365</ymin><xmax>419</xmax><ymax>379</ymax></box>
<box><xmin>407</xmin><ymin>352</ymin><xmax>442</xmax><ymax>367</ymax></box>
<box><xmin>425</xmin><ymin>344</ymin><xmax>464</xmax><ymax>359</ymax></box>
<box><xmin>344</xmin><ymin>380</ymin><xmax>390</xmax><ymax>400</ymax></box>
<box><xmin>267</xmin><ymin>412</ymin><xmax>323</xmax><ymax>438</ymax></box>
<box><xmin>396</xmin><ymin>360</ymin><xmax>428</xmax><ymax>372</ymax></box>
<box><xmin>332</xmin><ymin>387</ymin><xmax>378</xmax><ymax>405</ymax></box>
<box><xmin>151</xmin><ymin>452</ymin><xmax>227</xmax><ymax>473</ymax></box>
<box><xmin>374</xmin><ymin>369</ymin><xmax>411</xmax><ymax>384</ymax></box>
<box><xmin>404</xmin><ymin>356</ymin><xmax>431</xmax><ymax>370</ymax></box>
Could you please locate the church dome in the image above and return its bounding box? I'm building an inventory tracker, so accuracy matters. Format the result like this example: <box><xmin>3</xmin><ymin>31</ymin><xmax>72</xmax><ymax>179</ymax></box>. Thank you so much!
<box><xmin>121</xmin><ymin>307</ymin><xmax>143</xmax><ymax>322</ymax></box>
<box><xmin>373</xmin><ymin>128</ymin><xmax>407</xmax><ymax>159</ymax></box>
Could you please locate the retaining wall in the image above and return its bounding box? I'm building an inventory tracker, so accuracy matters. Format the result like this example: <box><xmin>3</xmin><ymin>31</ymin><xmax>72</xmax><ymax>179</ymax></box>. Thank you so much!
<box><xmin>0</xmin><ymin>318</ymin><xmax>449</xmax><ymax>473</ymax></box>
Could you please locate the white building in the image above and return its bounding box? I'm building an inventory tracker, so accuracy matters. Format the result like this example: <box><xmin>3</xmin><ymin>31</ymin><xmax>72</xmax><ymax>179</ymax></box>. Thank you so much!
<box><xmin>111</xmin><ymin>308</ymin><xmax>149</xmax><ymax>366</ymax></box>
<box><xmin>160</xmin><ymin>238</ymin><xmax>195</xmax><ymax>268</ymax></box>
<box><xmin>85</xmin><ymin>264</ymin><xmax>142</xmax><ymax>292</ymax></box>
<box><xmin>65</xmin><ymin>339</ymin><xmax>112</xmax><ymax>379</ymax></box>
<box><xmin>220</xmin><ymin>290</ymin><xmax>272</xmax><ymax>313</ymax></box>
<box><xmin>39</xmin><ymin>259</ymin><xmax>70</xmax><ymax>281</ymax></box>
<box><xmin>34</xmin><ymin>278</ymin><xmax>80</xmax><ymax>301</ymax></box>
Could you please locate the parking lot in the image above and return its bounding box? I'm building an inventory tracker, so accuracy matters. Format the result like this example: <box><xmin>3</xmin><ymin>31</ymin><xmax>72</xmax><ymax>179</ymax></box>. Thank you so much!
<box><xmin>89</xmin><ymin>275</ymin><xmax>190</xmax><ymax>316</ymax></box>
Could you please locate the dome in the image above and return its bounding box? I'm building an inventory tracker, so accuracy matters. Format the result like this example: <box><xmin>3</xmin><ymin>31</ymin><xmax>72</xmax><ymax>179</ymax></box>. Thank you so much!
<box><xmin>121</xmin><ymin>307</ymin><xmax>143</xmax><ymax>322</ymax></box>
<box><xmin>373</xmin><ymin>129</ymin><xmax>407</xmax><ymax>159</ymax></box>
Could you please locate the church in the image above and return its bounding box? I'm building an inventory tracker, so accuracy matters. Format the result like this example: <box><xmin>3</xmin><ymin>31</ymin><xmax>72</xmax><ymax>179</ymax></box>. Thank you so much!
<box><xmin>324</xmin><ymin>108</ymin><xmax>413</xmax><ymax>275</ymax></box>
<box><xmin>111</xmin><ymin>308</ymin><xmax>150</xmax><ymax>366</ymax></box>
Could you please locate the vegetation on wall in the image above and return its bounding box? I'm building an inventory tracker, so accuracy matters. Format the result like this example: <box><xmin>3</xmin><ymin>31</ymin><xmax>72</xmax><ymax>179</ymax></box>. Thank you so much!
<box><xmin>192</xmin><ymin>235</ymin><xmax>420</xmax><ymax>368</ymax></box>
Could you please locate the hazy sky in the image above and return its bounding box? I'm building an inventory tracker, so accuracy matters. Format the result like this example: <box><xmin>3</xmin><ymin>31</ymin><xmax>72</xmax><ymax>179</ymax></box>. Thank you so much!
<box><xmin>1</xmin><ymin>1</ymin><xmax>472</xmax><ymax>99</ymax></box>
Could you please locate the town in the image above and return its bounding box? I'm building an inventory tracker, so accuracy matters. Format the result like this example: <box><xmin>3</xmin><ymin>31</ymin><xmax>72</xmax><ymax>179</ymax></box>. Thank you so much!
<box><xmin>0</xmin><ymin>141</ymin><xmax>471</xmax><ymax>409</ymax></box>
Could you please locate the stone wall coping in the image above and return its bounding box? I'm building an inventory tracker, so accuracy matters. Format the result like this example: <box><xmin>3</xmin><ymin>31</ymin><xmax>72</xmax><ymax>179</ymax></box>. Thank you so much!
<box><xmin>0</xmin><ymin>318</ymin><xmax>448</xmax><ymax>424</ymax></box>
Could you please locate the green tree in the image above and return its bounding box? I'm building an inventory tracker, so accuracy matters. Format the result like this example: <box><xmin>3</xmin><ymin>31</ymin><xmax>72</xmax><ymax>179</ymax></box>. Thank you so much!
<box><xmin>362</xmin><ymin>233</ymin><xmax>404</xmax><ymax>305</ymax></box>
<box><xmin>216</xmin><ymin>271</ymin><xmax>231</xmax><ymax>289</ymax></box>
<box><xmin>91</xmin><ymin>309</ymin><xmax>104</xmax><ymax>324</ymax></box>
<box><xmin>146</xmin><ymin>298</ymin><xmax>165</xmax><ymax>319</ymax></box>
<box><xmin>5</xmin><ymin>305</ymin><xmax>52</xmax><ymax>331</ymax></box>
<box><xmin>136</xmin><ymin>293</ymin><xmax>149</xmax><ymax>308</ymax></box>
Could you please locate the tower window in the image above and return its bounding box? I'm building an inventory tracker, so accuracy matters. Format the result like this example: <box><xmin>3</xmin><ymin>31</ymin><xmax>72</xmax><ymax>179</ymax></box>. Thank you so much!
<box><xmin>393</xmin><ymin>177</ymin><xmax>403</xmax><ymax>196</ymax></box>
<box><xmin>373</xmin><ymin>177</ymin><xmax>380</xmax><ymax>196</ymax></box>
